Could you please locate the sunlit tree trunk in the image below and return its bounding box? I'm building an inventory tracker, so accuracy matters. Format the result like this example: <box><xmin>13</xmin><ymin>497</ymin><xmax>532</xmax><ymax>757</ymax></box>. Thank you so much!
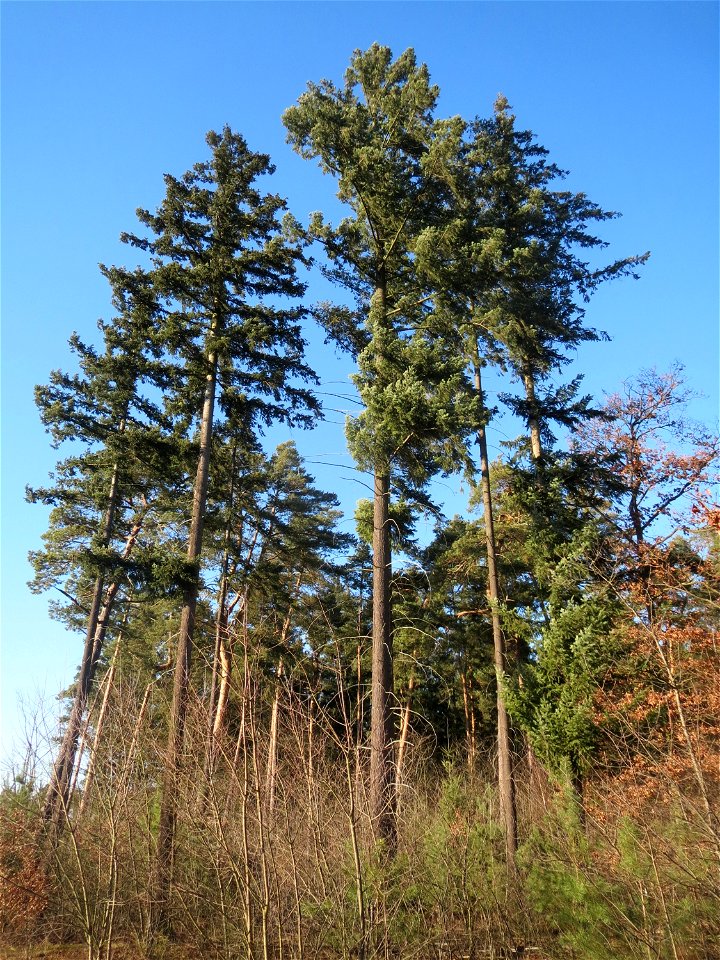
<box><xmin>77</xmin><ymin>632</ymin><xmax>122</xmax><ymax>817</ymax></box>
<box><xmin>522</xmin><ymin>368</ymin><xmax>543</xmax><ymax>461</ymax></box>
<box><xmin>43</xmin><ymin>459</ymin><xmax>144</xmax><ymax>828</ymax></box>
<box><xmin>370</xmin><ymin>467</ymin><xmax>396</xmax><ymax>846</ymax></box>
<box><xmin>395</xmin><ymin>668</ymin><xmax>415</xmax><ymax>789</ymax></box>
<box><xmin>473</xmin><ymin>339</ymin><xmax>517</xmax><ymax>868</ymax></box>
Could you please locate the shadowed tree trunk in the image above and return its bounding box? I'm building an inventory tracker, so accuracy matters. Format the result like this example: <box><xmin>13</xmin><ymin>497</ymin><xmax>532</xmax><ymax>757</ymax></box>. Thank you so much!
<box><xmin>152</xmin><ymin>334</ymin><xmax>218</xmax><ymax>932</ymax></box>
<box><xmin>370</xmin><ymin>469</ymin><xmax>395</xmax><ymax>845</ymax></box>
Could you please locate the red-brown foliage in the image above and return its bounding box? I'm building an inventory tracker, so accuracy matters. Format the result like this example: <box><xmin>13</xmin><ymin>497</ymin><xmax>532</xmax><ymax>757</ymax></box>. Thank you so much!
<box><xmin>0</xmin><ymin>806</ymin><xmax>50</xmax><ymax>937</ymax></box>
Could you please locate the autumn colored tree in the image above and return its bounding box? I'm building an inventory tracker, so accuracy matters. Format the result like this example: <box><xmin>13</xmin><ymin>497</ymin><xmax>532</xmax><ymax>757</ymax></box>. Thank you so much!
<box><xmin>575</xmin><ymin>368</ymin><xmax>720</xmax><ymax>846</ymax></box>
<box><xmin>576</xmin><ymin>366</ymin><xmax>719</xmax><ymax>602</ymax></box>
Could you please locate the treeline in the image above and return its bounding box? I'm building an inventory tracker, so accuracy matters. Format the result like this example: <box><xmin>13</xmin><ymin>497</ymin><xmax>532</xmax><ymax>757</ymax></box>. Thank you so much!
<box><xmin>2</xmin><ymin>45</ymin><xmax>719</xmax><ymax>959</ymax></box>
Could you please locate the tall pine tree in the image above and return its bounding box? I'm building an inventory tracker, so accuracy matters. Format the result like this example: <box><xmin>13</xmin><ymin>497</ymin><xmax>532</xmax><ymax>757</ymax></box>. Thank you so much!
<box><xmin>30</xmin><ymin>271</ymin><xmax>175</xmax><ymax>827</ymax></box>
<box><xmin>285</xmin><ymin>45</ymin><xmax>472</xmax><ymax>844</ymax></box>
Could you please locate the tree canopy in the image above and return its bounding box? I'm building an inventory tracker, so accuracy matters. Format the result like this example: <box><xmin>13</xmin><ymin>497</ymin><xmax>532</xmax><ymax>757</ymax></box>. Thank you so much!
<box><xmin>8</xmin><ymin>44</ymin><xmax>718</xmax><ymax>960</ymax></box>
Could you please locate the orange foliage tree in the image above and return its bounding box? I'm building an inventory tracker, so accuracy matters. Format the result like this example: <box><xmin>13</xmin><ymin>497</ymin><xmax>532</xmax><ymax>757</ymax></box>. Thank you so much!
<box><xmin>575</xmin><ymin>368</ymin><xmax>719</xmax><ymax>843</ymax></box>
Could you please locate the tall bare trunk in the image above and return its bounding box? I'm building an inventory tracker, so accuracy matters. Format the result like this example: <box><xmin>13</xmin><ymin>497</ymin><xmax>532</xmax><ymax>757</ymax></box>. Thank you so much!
<box><xmin>212</xmin><ymin>506</ymin><xmax>274</xmax><ymax>748</ymax></box>
<box><xmin>206</xmin><ymin>444</ymin><xmax>238</xmax><ymax>763</ymax></box>
<box><xmin>44</xmin><ymin>463</ymin><xmax>120</xmax><ymax>825</ymax></box>
<box><xmin>211</xmin><ymin>582</ymin><xmax>246</xmax><ymax>745</ymax></box>
<box><xmin>369</xmin><ymin>468</ymin><xmax>395</xmax><ymax>846</ymax></box>
<box><xmin>265</xmin><ymin>658</ymin><xmax>284</xmax><ymax>820</ymax></box>
<box><xmin>152</xmin><ymin>337</ymin><xmax>218</xmax><ymax>933</ymax></box>
<box><xmin>266</xmin><ymin>576</ymin><xmax>301</xmax><ymax>819</ymax></box>
<box><xmin>522</xmin><ymin>364</ymin><xmax>563</xmax><ymax>816</ymax></box>
<box><xmin>90</xmin><ymin>506</ymin><xmax>146</xmax><ymax>666</ymax></box>
<box><xmin>473</xmin><ymin>342</ymin><xmax>517</xmax><ymax>868</ymax></box>
<box><xmin>211</xmin><ymin>605</ymin><xmax>233</xmax><ymax>740</ymax></box>
<box><xmin>368</xmin><ymin>270</ymin><xmax>397</xmax><ymax>848</ymax></box>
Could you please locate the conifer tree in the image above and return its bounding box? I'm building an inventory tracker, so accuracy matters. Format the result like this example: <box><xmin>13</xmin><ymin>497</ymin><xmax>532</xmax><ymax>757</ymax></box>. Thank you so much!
<box><xmin>284</xmin><ymin>45</ymin><xmax>471</xmax><ymax>843</ymax></box>
<box><xmin>203</xmin><ymin>437</ymin><xmax>351</xmax><ymax>747</ymax></box>
<box><xmin>29</xmin><ymin>273</ymin><xmax>174</xmax><ymax>827</ymax></box>
<box><xmin>469</xmin><ymin>96</ymin><xmax>648</xmax><ymax>461</ymax></box>
<box><xmin>416</xmin><ymin>96</ymin><xmax>649</xmax><ymax>859</ymax></box>
<box><xmin>115</xmin><ymin>127</ymin><xmax>318</xmax><ymax>930</ymax></box>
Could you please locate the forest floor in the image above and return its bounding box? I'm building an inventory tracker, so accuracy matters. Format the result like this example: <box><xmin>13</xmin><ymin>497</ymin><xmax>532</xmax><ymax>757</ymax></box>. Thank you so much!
<box><xmin>0</xmin><ymin>945</ymin><xmax>204</xmax><ymax>960</ymax></box>
<box><xmin>2</xmin><ymin>941</ymin><xmax>550</xmax><ymax>959</ymax></box>
<box><xmin>0</xmin><ymin>946</ymin><xmax>548</xmax><ymax>960</ymax></box>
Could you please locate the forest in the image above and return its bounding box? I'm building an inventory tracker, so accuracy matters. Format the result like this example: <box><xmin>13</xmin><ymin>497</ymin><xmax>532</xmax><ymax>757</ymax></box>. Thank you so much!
<box><xmin>2</xmin><ymin>43</ymin><xmax>718</xmax><ymax>960</ymax></box>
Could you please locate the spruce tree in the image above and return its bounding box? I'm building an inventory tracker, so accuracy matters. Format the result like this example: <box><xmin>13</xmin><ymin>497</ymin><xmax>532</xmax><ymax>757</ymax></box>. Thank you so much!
<box><xmin>30</xmin><ymin>272</ymin><xmax>174</xmax><ymax>827</ymax></box>
<box><xmin>416</xmin><ymin>96</ymin><xmax>649</xmax><ymax>860</ymax></box>
<box><xmin>469</xmin><ymin>96</ymin><xmax>648</xmax><ymax>460</ymax></box>
<box><xmin>115</xmin><ymin>127</ymin><xmax>318</xmax><ymax>931</ymax></box>
<box><xmin>284</xmin><ymin>45</ymin><xmax>471</xmax><ymax>844</ymax></box>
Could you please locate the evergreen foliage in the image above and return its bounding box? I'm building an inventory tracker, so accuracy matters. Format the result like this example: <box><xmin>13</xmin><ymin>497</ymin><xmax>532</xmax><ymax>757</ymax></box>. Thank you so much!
<box><xmin>16</xmin><ymin>45</ymin><xmax>718</xmax><ymax>959</ymax></box>
<box><xmin>285</xmin><ymin>44</ymin><xmax>474</xmax><ymax>844</ymax></box>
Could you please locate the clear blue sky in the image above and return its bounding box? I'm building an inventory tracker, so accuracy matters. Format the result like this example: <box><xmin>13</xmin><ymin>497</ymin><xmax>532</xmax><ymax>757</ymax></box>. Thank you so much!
<box><xmin>2</xmin><ymin>1</ymin><xmax>718</xmax><ymax>768</ymax></box>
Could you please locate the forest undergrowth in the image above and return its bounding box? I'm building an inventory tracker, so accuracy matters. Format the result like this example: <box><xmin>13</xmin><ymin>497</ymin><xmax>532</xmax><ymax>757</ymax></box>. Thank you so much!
<box><xmin>2</xmin><ymin>672</ymin><xmax>719</xmax><ymax>959</ymax></box>
<box><xmin>4</xmin><ymin>43</ymin><xmax>719</xmax><ymax>960</ymax></box>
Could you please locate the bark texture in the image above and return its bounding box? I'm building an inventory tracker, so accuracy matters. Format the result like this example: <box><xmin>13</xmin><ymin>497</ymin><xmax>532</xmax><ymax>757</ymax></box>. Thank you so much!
<box><xmin>474</xmin><ymin>347</ymin><xmax>517</xmax><ymax>867</ymax></box>
<box><xmin>369</xmin><ymin>469</ymin><xmax>396</xmax><ymax>846</ymax></box>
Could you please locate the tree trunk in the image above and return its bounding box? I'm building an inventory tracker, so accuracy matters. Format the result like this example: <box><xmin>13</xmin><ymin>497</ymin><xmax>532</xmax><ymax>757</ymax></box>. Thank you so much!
<box><xmin>211</xmin><ymin>604</ymin><xmax>233</xmax><ymax>740</ymax></box>
<box><xmin>265</xmin><ymin>658</ymin><xmax>284</xmax><ymax>820</ymax></box>
<box><xmin>206</xmin><ymin>444</ymin><xmax>238</xmax><ymax>762</ymax></box>
<box><xmin>266</xmin><ymin>575</ymin><xmax>301</xmax><ymax>819</ymax></box>
<box><xmin>77</xmin><ymin>633</ymin><xmax>121</xmax><ymax>817</ymax></box>
<box><xmin>522</xmin><ymin>368</ymin><xmax>543</xmax><ymax>461</ymax></box>
<box><xmin>152</xmin><ymin>337</ymin><xmax>218</xmax><ymax>933</ymax></box>
<box><xmin>473</xmin><ymin>344</ymin><xmax>517</xmax><ymax>868</ymax></box>
<box><xmin>212</xmin><ymin>503</ymin><xmax>277</xmax><ymax>748</ymax></box>
<box><xmin>42</xmin><ymin>454</ymin><xmax>128</xmax><ymax>827</ymax></box>
<box><xmin>43</xmin><ymin>579</ymin><xmax>107</xmax><ymax>826</ymax></box>
<box><xmin>369</xmin><ymin>468</ymin><xmax>396</xmax><ymax>847</ymax></box>
<box><xmin>395</xmin><ymin>668</ymin><xmax>415</xmax><ymax>790</ymax></box>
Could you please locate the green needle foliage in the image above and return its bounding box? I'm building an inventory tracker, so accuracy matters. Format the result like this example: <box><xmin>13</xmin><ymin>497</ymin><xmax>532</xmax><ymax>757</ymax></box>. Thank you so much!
<box><xmin>119</xmin><ymin>127</ymin><xmax>318</xmax><ymax>437</ymax></box>
<box><xmin>115</xmin><ymin>127</ymin><xmax>321</xmax><ymax>930</ymax></box>
<box><xmin>285</xmin><ymin>45</ymin><xmax>474</xmax><ymax>844</ymax></box>
<box><xmin>29</xmin><ymin>272</ymin><xmax>182</xmax><ymax>826</ymax></box>
<box><xmin>470</xmin><ymin>96</ymin><xmax>649</xmax><ymax>457</ymax></box>
<box><xmin>20</xmin><ymin>46</ymin><xmax>717</xmax><ymax>960</ymax></box>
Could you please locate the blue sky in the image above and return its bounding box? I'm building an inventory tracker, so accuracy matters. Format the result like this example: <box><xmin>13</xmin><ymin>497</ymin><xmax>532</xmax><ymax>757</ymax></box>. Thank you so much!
<box><xmin>2</xmin><ymin>1</ymin><xmax>718</xmax><ymax>768</ymax></box>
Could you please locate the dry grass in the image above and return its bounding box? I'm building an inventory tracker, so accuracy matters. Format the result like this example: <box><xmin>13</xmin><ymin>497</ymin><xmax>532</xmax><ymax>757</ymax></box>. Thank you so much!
<box><xmin>0</xmin><ymin>944</ymin><xmax>205</xmax><ymax>960</ymax></box>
